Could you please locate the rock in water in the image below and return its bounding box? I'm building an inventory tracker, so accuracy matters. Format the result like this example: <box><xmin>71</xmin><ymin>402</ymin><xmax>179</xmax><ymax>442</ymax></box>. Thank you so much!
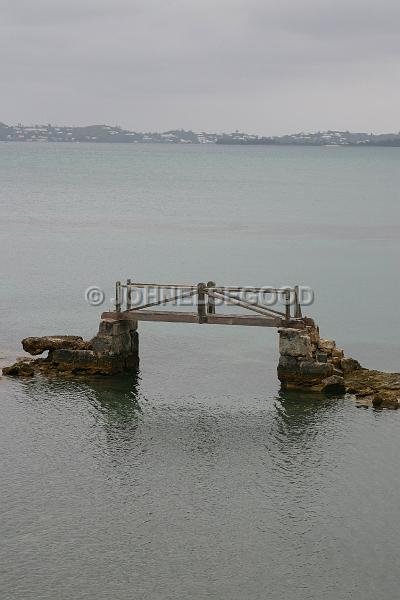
<box><xmin>4</xmin><ymin>319</ymin><xmax>139</xmax><ymax>377</ymax></box>
<box><xmin>321</xmin><ymin>375</ymin><xmax>346</xmax><ymax>395</ymax></box>
<box><xmin>372</xmin><ymin>394</ymin><xmax>399</xmax><ymax>410</ymax></box>
<box><xmin>277</xmin><ymin>324</ymin><xmax>400</xmax><ymax>409</ymax></box>
<box><xmin>3</xmin><ymin>359</ymin><xmax>35</xmax><ymax>377</ymax></box>
<box><xmin>22</xmin><ymin>336</ymin><xmax>92</xmax><ymax>355</ymax></box>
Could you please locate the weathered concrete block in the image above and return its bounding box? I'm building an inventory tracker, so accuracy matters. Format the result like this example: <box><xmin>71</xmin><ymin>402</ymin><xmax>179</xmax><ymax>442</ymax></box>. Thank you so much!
<box><xmin>277</xmin><ymin>355</ymin><xmax>300</xmax><ymax>374</ymax></box>
<box><xmin>51</xmin><ymin>348</ymin><xmax>98</xmax><ymax>366</ymax></box>
<box><xmin>278</xmin><ymin>354</ymin><xmax>334</xmax><ymax>387</ymax></box>
<box><xmin>306</xmin><ymin>325</ymin><xmax>320</xmax><ymax>345</ymax></box>
<box><xmin>279</xmin><ymin>328</ymin><xmax>313</xmax><ymax>358</ymax></box>
<box><xmin>341</xmin><ymin>357</ymin><xmax>362</xmax><ymax>374</ymax></box>
<box><xmin>318</xmin><ymin>339</ymin><xmax>336</xmax><ymax>354</ymax></box>
<box><xmin>316</xmin><ymin>352</ymin><xmax>328</xmax><ymax>363</ymax></box>
<box><xmin>299</xmin><ymin>360</ymin><xmax>333</xmax><ymax>378</ymax></box>
<box><xmin>90</xmin><ymin>319</ymin><xmax>138</xmax><ymax>356</ymax></box>
<box><xmin>332</xmin><ymin>348</ymin><xmax>344</xmax><ymax>359</ymax></box>
<box><xmin>330</xmin><ymin>356</ymin><xmax>342</xmax><ymax>369</ymax></box>
<box><xmin>49</xmin><ymin>348</ymin><xmax>137</xmax><ymax>375</ymax></box>
<box><xmin>322</xmin><ymin>375</ymin><xmax>346</xmax><ymax>395</ymax></box>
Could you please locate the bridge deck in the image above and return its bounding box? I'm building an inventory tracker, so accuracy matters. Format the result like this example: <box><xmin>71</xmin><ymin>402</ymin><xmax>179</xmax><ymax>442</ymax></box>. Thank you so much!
<box><xmin>101</xmin><ymin>310</ymin><xmax>284</xmax><ymax>327</ymax></box>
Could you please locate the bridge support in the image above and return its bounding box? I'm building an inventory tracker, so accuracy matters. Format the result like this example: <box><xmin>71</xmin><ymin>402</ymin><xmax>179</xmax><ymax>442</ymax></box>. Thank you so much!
<box><xmin>3</xmin><ymin>318</ymin><xmax>139</xmax><ymax>377</ymax></box>
<box><xmin>277</xmin><ymin>323</ymin><xmax>349</xmax><ymax>393</ymax></box>
<box><xmin>90</xmin><ymin>318</ymin><xmax>139</xmax><ymax>371</ymax></box>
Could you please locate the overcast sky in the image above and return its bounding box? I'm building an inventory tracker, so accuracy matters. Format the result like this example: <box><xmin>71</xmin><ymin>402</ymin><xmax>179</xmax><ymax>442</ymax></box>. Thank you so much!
<box><xmin>1</xmin><ymin>0</ymin><xmax>399</xmax><ymax>134</ymax></box>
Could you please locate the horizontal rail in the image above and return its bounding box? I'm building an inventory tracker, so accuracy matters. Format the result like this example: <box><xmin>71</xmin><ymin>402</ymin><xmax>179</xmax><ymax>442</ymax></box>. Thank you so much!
<box><xmin>122</xmin><ymin>283</ymin><xmax>295</xmax><ymax>293</ymax></box>
<box><xmin>209</xmin><ymin>286</ymin><xmax>295</xmax><ymax>294</ymax></box>
<box><xmin>122</xmin><ymin>282</ymin><xmax>197</xmax><ymax>289</ymax></box>
<box><xmin>102</xmin><ymin>310</ymin><xmax>284</xmax><ymax>327</ymax></box>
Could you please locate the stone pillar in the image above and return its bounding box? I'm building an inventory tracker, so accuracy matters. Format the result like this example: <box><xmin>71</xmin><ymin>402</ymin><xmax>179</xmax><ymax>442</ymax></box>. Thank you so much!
<box><xmin>90</xmin><ymin>318</ymin><xmax>139</xmax><ymax>372</ymax></box>
<box><xmin>277</xmin><ymin>324</ymin><xmax>346</xmax><ymax>393</ymax></box>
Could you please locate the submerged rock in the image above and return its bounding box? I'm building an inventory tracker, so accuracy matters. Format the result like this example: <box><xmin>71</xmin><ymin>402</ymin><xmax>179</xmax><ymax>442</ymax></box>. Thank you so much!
<box><xmin>344</xmin><ymin>369</ymin><xmax>400</xmax><ymax>409</ymax></box>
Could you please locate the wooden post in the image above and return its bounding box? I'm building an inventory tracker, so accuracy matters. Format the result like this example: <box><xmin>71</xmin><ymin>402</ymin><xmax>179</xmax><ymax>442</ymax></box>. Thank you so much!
<box><xmin>294</xmin><ymin>285</ymin><xmax>302</xmax><ymax>318</ymax></box>
<box><xmin>126</xmin><ymin>279</ymin><xmax>132</xmax><ymax>311</ymax></box>
<box><xmin>207</xmin><ymin>281</ymin><xmax>216</xmax><ymax>314</ymax></box>
<box><xmin>285</xmin><ymin>289</ymin><xmax>291</xmax><ymax>322</ymax></box>
<box><xmin>115</xmin><ymin>281</ymin><xmax>122</xmax><ymax>313</ymax></box>
<box><xmin>197</xmin><ymin>282</ymin><xmax>207</xmax><ymax>323</ymax></box>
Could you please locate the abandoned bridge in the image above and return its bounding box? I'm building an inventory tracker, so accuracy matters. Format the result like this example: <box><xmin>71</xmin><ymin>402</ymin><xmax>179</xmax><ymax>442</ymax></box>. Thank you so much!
<box><xmin>101</xmin><ymin>279</ymin><xmax>305</xmax><ymax>327</ymax></box>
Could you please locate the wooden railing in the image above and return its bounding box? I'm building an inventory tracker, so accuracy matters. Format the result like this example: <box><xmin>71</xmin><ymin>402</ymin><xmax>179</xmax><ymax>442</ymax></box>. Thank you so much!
<box><xmin>108</xmin><ymin>280</ymin><xmax>304</xmax><ymax>327</ymax></box>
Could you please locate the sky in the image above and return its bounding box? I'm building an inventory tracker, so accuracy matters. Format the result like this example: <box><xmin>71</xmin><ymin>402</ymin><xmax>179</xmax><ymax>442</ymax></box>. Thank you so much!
<box><xmin>1</xmin><ymin>0</ymin><xmax>399</xmax><ymax>135</ymax></box>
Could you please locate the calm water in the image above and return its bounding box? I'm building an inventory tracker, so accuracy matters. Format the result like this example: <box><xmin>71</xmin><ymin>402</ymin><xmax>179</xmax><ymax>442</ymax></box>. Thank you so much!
<box><xmin>1</xmin><ymin>143</ymin><xmax>400</xmax><ymax>599</ymax></box>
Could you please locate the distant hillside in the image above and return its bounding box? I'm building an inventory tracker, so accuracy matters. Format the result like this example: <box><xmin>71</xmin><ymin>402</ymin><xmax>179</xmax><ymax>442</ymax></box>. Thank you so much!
<box><xmin>217</xmin><ymin>130</ymin><xmax>400</xmax><ymax>146</ymax></box>
<box><xmin>0</xmin><ymin>123</ymin><xmax>217</xmax><ymax>144</ymax></box>
<box><xmin>1</xmin><ymin>122</ymin><xmax>400</xmax><ymax>146</ymax></box>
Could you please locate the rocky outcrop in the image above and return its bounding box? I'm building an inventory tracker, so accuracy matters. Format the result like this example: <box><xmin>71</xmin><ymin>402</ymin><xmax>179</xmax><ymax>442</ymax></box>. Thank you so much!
<box><xmin>345</xmin><ymin>369</ymin><xmax>400</xmax><ymax>409</ymax></box>
<box><xmin>22</xmin><ymin>336</ymin><xmax>92</xmax><ymax>355</ymax></box>
<box><xmin>3</xmin><ymin>357</ymin><xmax>35</xmax><ymax>377</ymax></box>
<box><xmin>278</xmin><ymin>323</ymin><xmax>400</xmax><ymax>408</ymax></box>
<box><xmin>3</xmin><ymin>319</ymin><xmax>139</xmax><ymax>377</ymax></box>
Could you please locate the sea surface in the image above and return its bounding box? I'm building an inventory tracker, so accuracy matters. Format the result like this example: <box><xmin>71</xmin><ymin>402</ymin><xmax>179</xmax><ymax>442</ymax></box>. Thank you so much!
<box><xmin>1</xmin><ymin>142</ymin><xmax>400</xmax><ymax>599</ymax></box>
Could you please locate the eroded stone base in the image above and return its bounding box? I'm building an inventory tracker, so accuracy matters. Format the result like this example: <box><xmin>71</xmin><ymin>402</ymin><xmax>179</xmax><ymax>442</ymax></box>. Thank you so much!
<box><xmin>3</xmin><ymin>319</ymin><xmax>139</xmax><ymax>377</ymax></box>
<box><xmin>278</xmin><ymin>324</ymin><xmax>400</xmax><ymax>408</ymax></box>
<box><xmin>277</xmin><ymin>324</ymin><xmax>354</xmax><ymax>392</ymax></box>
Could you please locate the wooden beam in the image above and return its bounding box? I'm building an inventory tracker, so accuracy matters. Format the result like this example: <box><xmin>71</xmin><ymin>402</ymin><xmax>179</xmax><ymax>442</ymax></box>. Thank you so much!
<box><xmin>207</xmin><ymin>314</ymin><xmax>283</xmax><ymax>327</ymax></box>
<box><xmin>285</xmin><ymin>289</ymin><xmax>291</xmax><ymax>321</ymax></box>
<box><xmin>123</xmin><ymin>282</ymin><xmax>197</xmax><ymax>289</ymax></box>
<box><xmin>101</xmin><ymin>310</ymin><xmax>283</xmax><ymax>327</ymax></box>
<box><xmin>197</xmin><ymin>282</ymin><xmax>207</xmax><ymax>323</ymax></box>
<box><xmin>115</xmin><ymin>281</ymin><xmax>122</xmax><ymax>312</ymax></box>
<box><xmin>210</xmin><ymin>286</ymin><xmax>293</xmax><ymax>294</ymax></box>
<box><xmin>126</xmin><ymin>278</ymin><xmax>132</xmax><ymax>310</ymax></box>
<box><xmin>207</xmin><ymin>281</ymin><xmax>216</xmax><ymax>315</ymax></box>
<box><xmin>102</xmin><ymin>311</ymin><xmax>199</xmax><ymax>323</ymax></box>
<box><xmin>294</xmin><ymin>285</ymin><xmax>302</xmax><ymax>319</ymax></box>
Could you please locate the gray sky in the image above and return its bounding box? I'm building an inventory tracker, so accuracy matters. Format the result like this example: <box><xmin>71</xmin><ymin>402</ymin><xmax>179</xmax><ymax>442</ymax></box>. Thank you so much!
<box><xmin>1</xmin><ymin>0</ymin><xmax>399</xmax><ymax>134</ymax></box>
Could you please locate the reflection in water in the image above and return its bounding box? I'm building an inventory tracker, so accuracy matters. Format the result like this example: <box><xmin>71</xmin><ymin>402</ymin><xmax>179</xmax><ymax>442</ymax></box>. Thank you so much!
<box><xmin>267</xmin><ymin>389</ymin><xmax>348</xmax><ymax>486</ymax></box>
<box><xmin>84</xmin><ymin>370</ymin><xmax>142</xmax><ymax>426</ymax></box>
<box><xmin>17</xmin><ymin>370</ymin><xmax>143</xmax><ymax>454</ymax></box>
<box><xmin>81</xmin><ymin>371</ymin><xmax>144</xmax><ymax>466</ymax></box>
<box><xmin>3</xmin><ymin>372</ymin><xmax>400</xmax><ymax>600</ymax></box>
<box><xmin>275</xmin><ymin>388</ymin><xmax>342</xmax><ymax>431</ymax></box>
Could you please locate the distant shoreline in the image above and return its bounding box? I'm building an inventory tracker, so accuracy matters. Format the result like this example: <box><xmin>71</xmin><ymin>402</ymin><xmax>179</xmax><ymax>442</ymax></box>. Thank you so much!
<box><xmin>2</xmin><ymin>139</ymin><xmax>400</xmax><ymax>148</ymax></box>
<box><xmin>2</xmin><ymin>122</ymin><xmax>400</xmax><ymax>147</ymax></box>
